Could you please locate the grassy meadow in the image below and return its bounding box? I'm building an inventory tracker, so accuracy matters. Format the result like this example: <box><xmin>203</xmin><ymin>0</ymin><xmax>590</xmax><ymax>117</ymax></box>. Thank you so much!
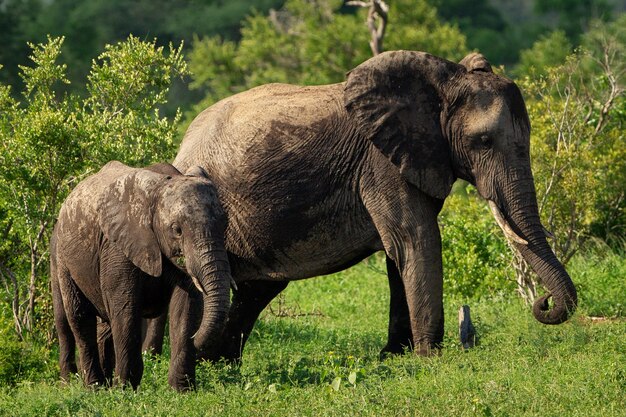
<box><xmin>0</xmin><ymin>253</ymin><xmax>624</xmax><ymax>417</ymax></box>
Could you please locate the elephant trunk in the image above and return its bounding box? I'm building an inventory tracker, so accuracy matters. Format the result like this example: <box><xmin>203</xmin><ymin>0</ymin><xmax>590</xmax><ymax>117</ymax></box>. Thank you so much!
<box><xmin>185</xmin><ymin>236</ymin><xmax>231</xmax><ymax>355</ymax></box>
<box><xmin>493</xmin><ymin>170</ymin><xmax>577</xmax><ymax>324</ymax></box>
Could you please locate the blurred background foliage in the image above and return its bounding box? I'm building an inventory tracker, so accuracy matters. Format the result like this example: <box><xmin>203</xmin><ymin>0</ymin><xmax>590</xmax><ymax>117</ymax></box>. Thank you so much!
<box><xmin>0</xmin><ymin>0</ymin><xmax>624</xmax><ymax>385</ymax></box>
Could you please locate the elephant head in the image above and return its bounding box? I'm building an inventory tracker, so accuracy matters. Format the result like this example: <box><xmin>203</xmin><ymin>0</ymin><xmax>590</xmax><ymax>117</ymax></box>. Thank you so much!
<box><xmin>345</xmin><ymin>50</ymin><xmax>577</xmax><ymax>324</ymax></box>
<box><xmin>97</xmin><ymin>164</ymin><xmax>231</xmax><ymax>351</ymax></box>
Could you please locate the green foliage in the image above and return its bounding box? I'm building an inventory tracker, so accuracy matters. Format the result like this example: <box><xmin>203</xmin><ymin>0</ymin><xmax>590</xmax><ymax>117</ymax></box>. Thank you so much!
<box><xmin>440</xmin><ymin>190</ymin><xmax>513</xmax><ymax>300</ymax></box>
<box><xmin>0</xmin><ymin>35</ymin><xmax>188</xmax><ymax>339</ymax></box>
<box><xmin>432</xmin><ymin>0</ymin><xmax>515</xmax><ymax>64</ymax></box>
<box><xmin>82</xmin><ymin>36</ymin><xmax>187</xmax><ymax>166</ymax></box>
<box><xmin>0</xmin><ymin>312</ymin><xmax>24</xmax><ymax>385</ymax></box>
<box><xmin>188</xmin><ymin>0</ymin><xmax>468</xmax><ymax>113</ymax></box>
<box><xmin>0</xmin><ymin>308</ymin><xmax>54</xmax><ymax>386</ymax></box>
<box><xmin>0</xmin><ymin>0</ymin><xmax>283</xmax><ymax>103</ymax></box>
<box><xmin>515</xmin><ymin>30</ymin><xmax>572</xmax><ymax>77</ymax></box>
<box><xmin>535</xmin><ymin>0</ymin><xmax>613</xmax><ymax>41</ymax></box>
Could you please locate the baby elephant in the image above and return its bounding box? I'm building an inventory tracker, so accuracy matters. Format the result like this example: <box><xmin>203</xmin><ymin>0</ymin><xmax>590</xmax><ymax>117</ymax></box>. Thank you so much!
<box><xmin>50</xmin><ymin>161</ymin><xmax>232</xmax><ymax>391</ymax></box>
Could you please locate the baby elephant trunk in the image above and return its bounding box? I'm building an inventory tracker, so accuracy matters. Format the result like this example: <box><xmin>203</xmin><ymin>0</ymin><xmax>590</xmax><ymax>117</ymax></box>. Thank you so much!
<box><xmin>185</xmin><ymin>238</ymin><xmax>232</xmax><ymax>357</ymax></box>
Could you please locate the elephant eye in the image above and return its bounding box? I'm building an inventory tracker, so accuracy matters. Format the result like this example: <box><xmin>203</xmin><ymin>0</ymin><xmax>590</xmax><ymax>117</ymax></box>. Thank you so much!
<box><xmin>171</xmin><ymin>223</ymin><xmax>182</xmax><ymax>237</ymax></box>
<box><xmin>478</xmin><ymin>135</ymin><xmax>493</xmax><ymax>148</ymax></box>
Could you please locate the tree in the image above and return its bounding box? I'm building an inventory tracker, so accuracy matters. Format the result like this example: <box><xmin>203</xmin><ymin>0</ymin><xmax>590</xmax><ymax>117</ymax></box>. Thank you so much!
<box><xmin>0</xmin><ymin>36</ymin><xmax>188</xmax><ymax>339</ymax></box>
<box><xmin>187</xmin><ymin>0</ymin><xmax>468</xmax><ymax>114</ymax></box>
<box><xmin>534</xmin><ymin>0</ymin><xmax>613</xmax><ymax>41</ymax></box>
<box><xmin>0</xmin><ymin>0</ymin><xmax>284</xmax><ymax>112</ymax></box>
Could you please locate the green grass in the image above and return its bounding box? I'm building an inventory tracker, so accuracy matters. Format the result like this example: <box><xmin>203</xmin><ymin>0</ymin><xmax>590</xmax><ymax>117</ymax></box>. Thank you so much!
<box><xmin>1</xmin><ymin>257</ymin><xmax>624</xmax><ymax>416</ymax></box>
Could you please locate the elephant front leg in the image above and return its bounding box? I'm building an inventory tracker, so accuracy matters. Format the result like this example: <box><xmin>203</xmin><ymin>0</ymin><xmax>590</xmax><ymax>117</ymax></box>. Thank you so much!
<box><xmin>101</xmin><ymin>274</ymin><xmax>143</xmax><ymax>388</ymax></box>
<box><xmin>380</xmin><ymin>255</ymin><xmax>414</xmax><ymax>358</ymax></box>
<box><xmin>108</xmin><ymin>308</ymin><xmax>143</xmax><ymax>389</ymax></box>
<box><xmin>167</xmin><ymin>285</ymin><xmax>201</xmax><ymax>391</ymax></box>
<box><xmin>397</xmin><ymin>225</ymin><xmax>445</xmax><ymax>355</ymax></box>
<box><xmin>97</xmin><ymin>319</ymin><xmax>114</xmax><ymax>384</ymax></box>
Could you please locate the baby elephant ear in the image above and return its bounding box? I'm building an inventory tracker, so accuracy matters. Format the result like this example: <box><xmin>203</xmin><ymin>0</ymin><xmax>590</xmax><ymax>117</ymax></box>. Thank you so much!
<box><xmin>459</xmin><ymin>52</ymin><xmax>492</xmax><ymax>73</ymax></box>
<box><xmin>98</xmin><ymin>169</ymin><xmax>166</xmax><ymax>277</ymax></box>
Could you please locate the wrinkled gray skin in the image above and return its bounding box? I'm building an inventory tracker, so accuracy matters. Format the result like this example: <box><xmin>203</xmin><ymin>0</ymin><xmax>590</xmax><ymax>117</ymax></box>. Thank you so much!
<box><xmin>50</xmin><ymin>161</ymin><xmax>231</xmax><ymax>391</ymax></box>
<box><xmin>147</xmin><ymin>50</ymin><xmax>577</xmax><ymax>361</ymax></box>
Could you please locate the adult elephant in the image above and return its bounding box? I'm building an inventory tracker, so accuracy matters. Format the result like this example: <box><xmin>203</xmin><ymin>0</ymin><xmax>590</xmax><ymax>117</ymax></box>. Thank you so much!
<box><xmin>169</xmin><ymin>50</ymin><xmax>577</xmax><ymax>360</ymax></box>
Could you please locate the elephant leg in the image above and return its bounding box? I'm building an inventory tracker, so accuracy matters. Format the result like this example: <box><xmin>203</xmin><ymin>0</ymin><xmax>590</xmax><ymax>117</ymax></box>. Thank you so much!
<box><xmin>142</xmin><ymin>313</ymin><xmax>167</xmax><ymax>355</ymax></box>
<box><xmin>100</xmin><ymin>265</ymin><xmax>143</xmax><ymax>389</ymax></box>
<box><xmin>58</xmin><ymin>269</ymin><xmax>105</xmax><ymax>386</ymax></box>
<box><xmin>380</xmin><ymin>254</ymin><xmax>413</xmax><ymax>358</ymax></box>
<box><xmin>167</xmin><ymin>284</ymin><xmax>200</xmax><ymax>391</ymax></box>
<box><xmin>363</xmin><ymin>181</ymin><xmax>445</xmax><ymax>356</ymax></box>
<box><xmin>108</xmin><ymin>308</ymin><xmax>143</xmax><ymax>389</ymax></box>
<box><xmin>97</xmin><ymin>319</ymin><xmax>114</xmax><ymax>384</ymax></box>
<box><xmin>206</xmin><ymin>280</ymin><xmax>289</xmax><ymax>363</ymax></box>
<box><xmin>398</xmin><ymin>223</ymin><xmax>445</xmax><ymax>355</ymax></box>
<box><xmin>51</xmin><ymin>268</ymin><xmax>77</xmax><ymax>381</ymax></box>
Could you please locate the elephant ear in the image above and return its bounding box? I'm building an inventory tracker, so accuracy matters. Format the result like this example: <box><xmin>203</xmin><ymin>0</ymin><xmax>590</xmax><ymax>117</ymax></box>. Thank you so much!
<box><xmin>344</xmin><ymin>50</ymin><xmax>456</xmax><ymax>199</ymax></box>
<box><xmin>98</xmin><ymin>169</ymin><xmax>166</xmax><ymax>277</ymax></box>
<box><xmin>459</xmin><ymin>52</ymin><xmax>492</xmax><ymax>73</ymax></box>
<box><xmin>184</xmin><ymin>165</ymin><xmax>210</xmax><ymax>179</ymax></box>
<box><xmin>145</xmin><ymin>162</ymin><xmax>182</xmax><ymax>178</ymax></box>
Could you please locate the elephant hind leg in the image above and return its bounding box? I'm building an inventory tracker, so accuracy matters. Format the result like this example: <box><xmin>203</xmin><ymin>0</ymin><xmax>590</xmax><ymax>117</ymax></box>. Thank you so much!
<box><xmin>51</xmin><ymin>267</ymin><xmax>77</xmax><ymax>381</ymax></box>
<box><xmin>142</xmin><ymin>313</ymin><xmax>167</xmax><ymax>355</ymax></box>
<box><xmin>58</xmin><ymin>268</ymin><xmax>105</xmax><ymax>386</ymax></box>
<box><xmin>97</xmin><ymin>319</ymin><xmax>114</xmax><ymax>385</ymax></box>
<box><xmin>380</xmin><ymin>255</ymin><xmax>414</xmax><ymax>359</ymax></box>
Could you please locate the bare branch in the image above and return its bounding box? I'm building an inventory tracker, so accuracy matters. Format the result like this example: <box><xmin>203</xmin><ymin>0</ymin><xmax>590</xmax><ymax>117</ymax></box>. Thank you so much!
<box><xmin>345</xmin><ymin>1</ymin><xmax>370</xmax><ymax>7</ymax></box>
<box><xmin>347</xmin><ymin>0</ymin><xmax>389</xmax><ymax>56</ymax></box>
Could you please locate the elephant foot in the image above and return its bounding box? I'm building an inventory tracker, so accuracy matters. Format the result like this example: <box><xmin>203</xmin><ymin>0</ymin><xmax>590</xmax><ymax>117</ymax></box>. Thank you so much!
<box><xmin>414</xmin><ymin>341</ymin><xmax>442</xmax><ymax>357</ymax></box>
<box><xmin>60</xmin><ymin>363</ymin><xmax>78</xmax><ymax>383</ymax></box>
<box><xmin>84</xmin><ymin>376</ymin><xmax>107</xmax><ymax>389</ymax></box>
<box><xmin>379</xmin><ymin>342</ymin><xmax>412</xmax><ymax>360</ymax></box>
<box><xmin>168</xmin><ymin>373</ymin><xmax>195</xmax><ymax>392</ymax></box>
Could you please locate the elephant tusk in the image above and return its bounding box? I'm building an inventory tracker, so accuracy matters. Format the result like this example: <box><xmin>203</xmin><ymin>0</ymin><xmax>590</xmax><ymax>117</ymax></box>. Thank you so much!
<box><xmin>488</xmin><ymin>200</ymin><xmax>528</xmax><ymax>245</ymax></box>
<box><xmin>230</xmin><ymin>277</ymin><xmax>238</xmax><ymax>292</ymax></box>
<box><xmin>191</xmin><ymin>276</ymin><xmax>209</xmax><ymax>295</ymax></box>
<box><xmin>543</xmin><ymin>226</ymin><xmax>555</xmax><ymax>240</ymax></box>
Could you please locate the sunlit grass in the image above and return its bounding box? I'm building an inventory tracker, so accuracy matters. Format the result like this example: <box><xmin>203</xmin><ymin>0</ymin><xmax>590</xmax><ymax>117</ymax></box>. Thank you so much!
<box><xmin>1</xmin><ymin>257</ymin><xmax>624</xmax><ymax>416</ymax></box>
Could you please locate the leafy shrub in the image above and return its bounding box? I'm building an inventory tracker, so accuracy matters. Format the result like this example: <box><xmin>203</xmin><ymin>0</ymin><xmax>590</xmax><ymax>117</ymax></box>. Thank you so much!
<box><xmin>440</xmin><ymin>188</ymin><xmax>513</xmax><ymax>300</ymax></box>
<box><xmin>0</xmin><ymin>35</ymin><xmax>188</xmax><ymax>340</ymax></box>
<box><xmin>0</xmin><ymin>308</ymin><xmax>53</xmax><ymax>385</ymax></box>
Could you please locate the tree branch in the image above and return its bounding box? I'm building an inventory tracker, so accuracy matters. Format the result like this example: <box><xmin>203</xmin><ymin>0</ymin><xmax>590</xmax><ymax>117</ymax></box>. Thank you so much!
<box><xmin>347</xmin><ymin>0</ymin><xmax>389</xmax><ymax>56</ymax></box>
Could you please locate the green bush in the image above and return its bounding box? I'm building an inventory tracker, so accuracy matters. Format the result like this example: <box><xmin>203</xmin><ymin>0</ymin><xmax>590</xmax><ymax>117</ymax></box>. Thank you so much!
<box><xmin>0</xmin><ymin>35</ymin><xmax>188</xmax><ymax>340</ymax></box>
<box><xmin>440</xmin><ymin>188</ymin><xmax>514</xmax><ymax>300</ymax></box>
<box><xmin>0</xmin><ymin>309</ymin><xmax>54</xmax><ymax>386</ymax></box>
